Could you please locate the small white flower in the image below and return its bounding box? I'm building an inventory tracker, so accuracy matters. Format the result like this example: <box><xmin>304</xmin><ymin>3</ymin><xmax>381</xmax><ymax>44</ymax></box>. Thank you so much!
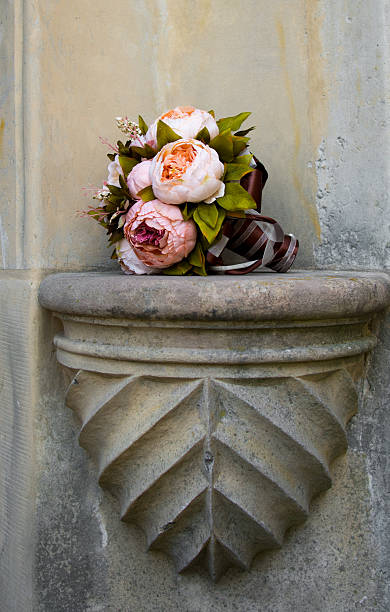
<box><xmin>116</xmin><ymin>117</ymin><xmax>143</xmax><ymax>141</ymax></box>
<box><xmin>92</xmin><ymin>187</ymin><xmax>110</xmax><ymax>201</ymax></box>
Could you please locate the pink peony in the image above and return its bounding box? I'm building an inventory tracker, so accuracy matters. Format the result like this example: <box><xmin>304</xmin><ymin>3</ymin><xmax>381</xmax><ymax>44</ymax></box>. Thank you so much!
<box><xmin>151</xmin><ymin>138</ymin><xmax>225</xmax><ymax>205</ymax></box>
<box><xmin>127</xmin><ymin>160</ymin><xmax>153</xmax><ymax>198</ymax></box>
<box><xmin>145</xmin><ymin>106</ymin><xmax>219</xmax><ymax>149</ymax></box>
<box><xmin>123</xmin><ymin>199</ymin><xmax>197</xmax><ymax>268</ymax></box>
<box><xmin>116</xmin><ymin>238</ymin><xmax>159</xmax><ymax>275</ymax></box>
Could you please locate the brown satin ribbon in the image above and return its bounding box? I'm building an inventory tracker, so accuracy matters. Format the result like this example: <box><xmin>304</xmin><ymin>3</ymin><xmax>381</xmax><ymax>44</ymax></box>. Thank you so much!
<box><xmin>239</xmin><ymin>155</ymin><xmax>268</xmax><ymax>211</ymax></box>
<box><xmin>223</xmin><ymin>214</ymin><xmax>299</xmax><ymax>275</ymax></box>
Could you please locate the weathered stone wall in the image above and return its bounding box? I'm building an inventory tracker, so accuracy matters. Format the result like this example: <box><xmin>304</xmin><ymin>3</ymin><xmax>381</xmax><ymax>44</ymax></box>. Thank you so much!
<box><xmin>1</xmin><ymin>1</ymin><xmax>389</xmax><ymax>610</ymax></box>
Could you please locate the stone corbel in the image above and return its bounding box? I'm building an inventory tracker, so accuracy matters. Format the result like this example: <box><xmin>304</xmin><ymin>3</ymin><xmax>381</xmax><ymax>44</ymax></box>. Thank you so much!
<box><xmin>39</xmin><ymin>271</ymin><xmax>390</xmax><ymax>581</ymax></box>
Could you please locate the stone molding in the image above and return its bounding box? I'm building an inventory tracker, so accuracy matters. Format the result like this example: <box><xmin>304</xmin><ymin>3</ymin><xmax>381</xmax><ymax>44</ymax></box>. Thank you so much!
<box><xmin>39</xmin><ymin>271</ymin><xmax>390</xmax><ymax>581</ymax></box>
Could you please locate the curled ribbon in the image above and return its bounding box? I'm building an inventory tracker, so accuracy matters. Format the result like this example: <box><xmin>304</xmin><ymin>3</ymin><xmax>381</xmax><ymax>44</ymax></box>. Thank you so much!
<box><xmin>207</xmin><ymin>158</ymin><xmax>299</xmax><ymax>274</ymax></box>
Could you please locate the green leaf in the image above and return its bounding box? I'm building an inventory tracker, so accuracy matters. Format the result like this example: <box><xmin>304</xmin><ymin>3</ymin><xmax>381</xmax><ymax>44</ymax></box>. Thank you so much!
<box><xmin>188</xmin><ymin>241</ymin><xmax>205</xmax><ymax>268</ymax></box>
<box><xmin>224</xmin><ymin>163</ymin><xmax>254</xmax><ymax>182</ymax></box>
<box><xmin>107</xmin><ymin>153</ymin><xmax>116</xmax><ymax>161</ymax></box>
<box><xmin>195</xmin><ymin>126</ymin><xmax>210</xmax><ymax>144</ymax></box>
<box><xmin>117</xmin><ymin>140</ymin><xmax>131</xmax><ymax>156</ymax></box>
<box><xmin>131</xmin><ymin>144</ymin><xmax>156</xmax><ymax>159</ymax></box>
<box><xmin>138</xmin><ymin>114</ymin><xmax>148</xmax><ymax>135</ymax></box>
<box><xmin>209</xmin><ymin>130</ymin><xmax>234</xmax><ymax>163</ymax></box>
<box><xmin>181</xmin><ymin>203</ymin><xmax>196</xmax><ymax>220</ymax></box>
<box><xmin>235</xmin><ymin>154</ymin><xmax>253</xmax><ymax>166</ymax></box>
<box><xmin>107</xmin><ymin>194</ymin><xmax>124</xmax><ymax>206</ymax></box>
<box><xmin>157</xmin><ymin>120</ymin><xmax>181</xmax><ymax>150</ymax></box>
<box><xmin>107</xmin><ymin>184</ymin><xmax>124</xmax><ymax>197</ymax></box>
<box><xmin>232</xmin><ymin>135</ymin><xmax>249</xmax><ymax>156</ymax></box>
<box><xmin>216</xmin><ymin>182</ymin><xmax>256</xmax><ymax>211</ymax></box>
<box><xmin>217</xmin><ymin>112</ymin><xmax>251</xmax><ymax>134</ymax></box>
<box><xmin>118</xmin><ymin>175</ymin><xmax>132</xmax><ymax>199</ymax></box>
<box><xmin>208</xmin><ymin>109</ymin><xmax>215</xmax><ymax>118</ymax></box>
<box><xmin>235</xmin><ymin>126</ymin><xmax>255</xmax><ymax>137</ymax></box>
<box><xmin>137</xmin><ymin>185</ymin><xmax>155</xmax><ymax>202</ymax></box>
<box><xmin>193</xmin><ymin>204</ymin><xmax>226</xmax><ymax>244</ymax></box>
<box><xmin>215</xmin><ymin>205</ymin><xmax>226</xmax><ymax>234</ymax></box>
<box><xmin>227</xmin><ymin>209</ymin><xmax>246</xmax><ymax>218</ymax></box>
<box><xmin>197</xmin><ymin>203</ymin><xmax>219</xmax><ymax>227</ymax></box>
<box><xmin>119</xmin><ymin>156</ymin><xmax>138</xmax><ymax>177</ymax></box>
<box><xmin>193</xmin><ymin>211</ymin><xmax>213</xmax><ymax>243</ymax></box>
<box><xmin>163</xmin><ymin>260</ymin><xmax>192</xmax><ymax>275</ymax></box>
<box><xmin>193</xmin><ymin>265</ymin><xmax>207</xmax><ymax>276</ymax></box>
<box><xmin>145</xmin><ymin>144</ymin><xmax>157</xmax><ymax>158</ymax></box>
<box><xmin>108</xmin><ymin>230</ymin><xmax>123</xmax><ymax>245</ymax></box>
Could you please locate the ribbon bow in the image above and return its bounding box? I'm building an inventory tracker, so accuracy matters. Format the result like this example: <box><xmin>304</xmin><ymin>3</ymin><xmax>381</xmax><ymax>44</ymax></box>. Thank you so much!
<box><xmin>207</xmin><ymin>158</ymin><xmax>299</xmax><ymax>274</ymax></box>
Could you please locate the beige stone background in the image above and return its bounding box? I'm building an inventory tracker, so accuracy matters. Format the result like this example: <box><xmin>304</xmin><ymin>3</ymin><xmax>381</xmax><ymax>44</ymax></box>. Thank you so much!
<box><xmin>1</xmin><ymin>1</ymin><xmax>390</xmax><ymax>610</ymax></box>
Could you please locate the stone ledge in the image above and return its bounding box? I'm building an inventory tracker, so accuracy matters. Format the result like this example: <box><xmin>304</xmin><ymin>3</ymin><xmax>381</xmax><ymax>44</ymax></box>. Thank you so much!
<box><xmin>38</xmin><ymin>270</ymin><xmax>390</xmax><ymax>322</ymax></box>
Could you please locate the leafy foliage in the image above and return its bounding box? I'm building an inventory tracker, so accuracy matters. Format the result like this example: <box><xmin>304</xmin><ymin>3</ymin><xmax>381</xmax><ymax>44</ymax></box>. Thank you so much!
<box><xmin>119</xmin><ymin>156</ymin><xmax>139</xmax><ymax>177</ymax></box>
<box><xmin>193</xmin><ymin>204</ymin><xmax>225</xmax><ymax>245</ymax></box>
<box><xmin>117</xmin><ymin>140</ymin><xmax>132</xmax><ymax>156</ymax></box>
<box><xmin>163</xmin><ymin>259</ymin><xmax>192</xmax><ymax>275</ymax></box>
<box><xmin>180</xmin><ymin>203</ymin><xmax>197</xmax><ymax>220</ymax></box>
<box><xmin>131</xmin><ymin>144</ymin><xmax>156</xmax><ymax>159</ymax></box>
<box><xmin>138</xmin><ymin>115</ymin><xmax>148</xmax><ymax>135</ymax></box>
<box><xmin>209</xmin><ymin>130</ymin><xmax>234</xmax><ymax>162</ymax></box>
<box><xmin>137</xmin><ymin>185</ymin><xmax>156</xmax><ymax>202</ymax></box>
<box><xmin>216</xmin><ymin>183</ymin><xmax>256</xmax><ymax>211</ymax></box>
<box><xmin>224</xmin><ymin>162</ymin><xmax>253</xmax><ymax>182</ymax></box>
<box><xmin>232</xmin><ymin>135</ymin><xmax>249</xmax><ymax>156</ymax></box>
<box><xmin>216</xmin><ymin>111</ymin><xmax>251</xmax><ymax>134</ymax></box>
<box><xmin>235</xmin><ymin>126</ymin><xmax>255</xmax><ymax>137</ymax></box>
<box><xmin>195</xmin><ymin>126</ymin><xmax>210</xmax><ymax>144</ymax></box>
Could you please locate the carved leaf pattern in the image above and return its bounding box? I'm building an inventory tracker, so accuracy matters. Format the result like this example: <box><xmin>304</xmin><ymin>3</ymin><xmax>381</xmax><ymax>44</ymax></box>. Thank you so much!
<box><xmin>66</xmin><ymin>369</ymin><xmax>357</xmax><ymax>581</ymax></box>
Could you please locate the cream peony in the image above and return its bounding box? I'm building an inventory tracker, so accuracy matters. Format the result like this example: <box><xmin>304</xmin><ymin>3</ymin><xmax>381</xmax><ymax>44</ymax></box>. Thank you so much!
<box><xmin>107</xmin><ymin>155</ymin><xmax>123</xmax><ymax>187</ymax></box>
<box><xmin>126</xmin><ymin>160</ymin><xmax>153</xmax><ymax>198</ymax></box>
<box><xmin>123</xmin><ymin>199</ymin><xmax>197</xmax><ymax>268</ymax></box>
<box><xmin>145</xmin><ymin>106</ymin><xmax>219</xmax><ymax>149</ymax></box>
<box><xmin>150</xmin><ymin>139</ymin><xmax>225</xmax><ymax>205</ymax></box>
<box><xmin>116</xmin><ymin>238</ymin><xmax>158</xmax><ymax>275</ymax></box>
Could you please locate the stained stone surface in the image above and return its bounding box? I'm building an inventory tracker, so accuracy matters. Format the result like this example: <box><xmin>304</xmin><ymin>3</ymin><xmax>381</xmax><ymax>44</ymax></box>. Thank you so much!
<box><xmin>2</xmin><ymin>0</ymin><xmax>390</xmax><ymax>609</ymax></box>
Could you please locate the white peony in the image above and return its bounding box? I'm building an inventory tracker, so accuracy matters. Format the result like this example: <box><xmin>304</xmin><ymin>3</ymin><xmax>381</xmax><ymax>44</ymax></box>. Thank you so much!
<box><xmin>150</xmin><ymin>139</ymin><xmax>225</xmax><ymax>205</ymax></box>
<box><xmin>145</xmin><ymin>106</ymin><xmax>219</xmax><ymax>149</ymax></box>
<box><xmin>107</xmin><ymin>154</ymin><xmax>123</xmax><ymax>187</ymax></box>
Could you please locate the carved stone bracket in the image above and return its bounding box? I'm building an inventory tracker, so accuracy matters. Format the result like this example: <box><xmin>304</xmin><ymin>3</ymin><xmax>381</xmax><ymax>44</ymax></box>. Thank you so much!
<box><xmin>39</xmin><ymin>271</ymin><xmax>390</xmax><ymax>581</ymax></box>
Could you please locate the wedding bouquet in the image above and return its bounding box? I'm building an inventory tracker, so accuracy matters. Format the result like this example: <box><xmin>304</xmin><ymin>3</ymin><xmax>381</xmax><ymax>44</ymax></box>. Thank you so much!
<box><xmin>84</xmin><ymin>106</ymin><xmax>298</xmax><ymax>275</ymax></box>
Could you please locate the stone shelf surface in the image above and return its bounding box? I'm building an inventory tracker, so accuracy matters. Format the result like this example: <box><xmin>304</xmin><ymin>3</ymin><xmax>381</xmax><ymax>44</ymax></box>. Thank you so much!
<box><xmin>39</xmin><ymin>270</ymin><xmax>390</xmax><ymax>581</ymax></box>
<box><xmin>39</xmin><ymin>270</ymin><xmax>390</xmax><ymax>322</ymax></box>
